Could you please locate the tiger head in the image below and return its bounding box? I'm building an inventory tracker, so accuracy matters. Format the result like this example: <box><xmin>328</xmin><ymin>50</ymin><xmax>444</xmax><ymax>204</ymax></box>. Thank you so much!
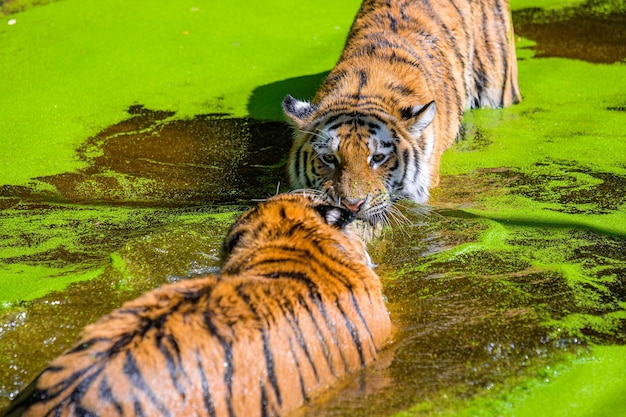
<box><xmin>283</xmin><ymin>95</ymin><xmax>436</xmax><ymax>226</ymax></box>
<box><xmin>221</xmin><ymin>193</ymin><xmax>372</xmax><ymax>270</ymax></box>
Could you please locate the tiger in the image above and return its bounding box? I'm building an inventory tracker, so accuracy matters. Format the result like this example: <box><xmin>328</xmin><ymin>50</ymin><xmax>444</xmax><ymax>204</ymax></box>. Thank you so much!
<box><xmin>3</xmin><ymin>193</ymin><xmax>391</xmax><ymax>417</ymax></box>
<box><xmin>283</xmin><ymin>0</ymin><xmax>521</xmax><ymax>226</ymax></box>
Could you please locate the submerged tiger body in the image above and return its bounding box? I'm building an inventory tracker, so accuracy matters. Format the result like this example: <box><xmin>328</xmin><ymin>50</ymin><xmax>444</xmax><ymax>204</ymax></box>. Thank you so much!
<box><xmin>5</xmin><ymin>194</ymin><xmax>391</xmax><ymax>417</ymax></box>
<box><xmin>283</xmin><ymin>0</ymin><xmax>521</xmax><ymax>225</ymax></box>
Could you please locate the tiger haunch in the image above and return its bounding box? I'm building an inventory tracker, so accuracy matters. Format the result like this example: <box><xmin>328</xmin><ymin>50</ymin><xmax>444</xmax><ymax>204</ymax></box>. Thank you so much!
<box><xmin>4</xmin><ymin>194</ymin><xmax>392</xmax><ymax>417</ymax></box>
<box><xmin>283</xmin><ymin>0</ymin><xmax>521</xmax><ymax>225</ymax></box>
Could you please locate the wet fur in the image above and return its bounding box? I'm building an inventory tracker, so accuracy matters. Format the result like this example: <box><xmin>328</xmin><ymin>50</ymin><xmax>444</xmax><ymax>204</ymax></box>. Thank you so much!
<box><xmin>283</xmin><ymin>0</ymin><xmax>521</xmax><ymax>224</ymax></box>
<box><xmin>5</xmin><ymin>194</ymin><xmax>391</xmax><ymax>417</ymax></box>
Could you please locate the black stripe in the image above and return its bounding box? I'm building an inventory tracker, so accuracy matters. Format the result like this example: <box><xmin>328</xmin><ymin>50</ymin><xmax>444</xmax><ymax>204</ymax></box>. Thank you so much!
<box><xmin>281</xmin><ymin>302</ymin><xmax>320</xmax><ymax>384</ymax></box>
<box><xmin>39</xmin><ymin>363</ymin><xmax>96</xmax><ymax>402</ymax></box>
<box><xmin>235</xmin><ymin>287</ymin><xmax>283</xmax><ymax>408</ymax></box>
<box><xmin>412</xmin><ymin>142</ymin><xmax>422</xmax><ymax>184</ymax></box>
<box><xmin>195</xmin><ymin>350</ymin><xmax>217</xmax><ymax>417</ymax></box>
<box><xmin>324</xmin><ymin>114</ymin><xmax>342</xmax><ymax>126</ymax></box>
<box><xmin>446</xmin><ymin>0</ymin><xmax>465</xmax><ymax>23</ymax></box>
<box><xmin>157</xmin><ymin>334</ymin><xmax>186</xmax><ymax>399</ymax></box>
<box><xmin>252</xmin><ymin>242</ymin><xmax>358</xmax><ymax>275</ymax></box>
<box><xmin>358</xmin><ymin>70</ymin><xmax>368</xmax><ymax>90</ymax></box>
<box><xmin>301</xmin><ymin>149</ymin><xmax>311</xmax><ymax>188</ymax></box>
<box><xmin>387</xmin><ymin>11</ymin><xmax>398</xmax><ymax>32</ymax></box>
<box><xmin>285</xmin><ymin>335</ymin><xmax>310</xmax><ymax>401</ymax></box>
<box><xmin>336</xmin><ymin>303</ymin><xmax>366</xmax><ymax>367</ymax></box>
<box><xmin>494</xmin><ymin>0</ymin><xmax>511</xmax><ymax>106</ymax></box>
<box><xmin>323</xmin><ymin>69</ymin><xmax>349</xmax><ymax>91</ymax></box>
<box><xmin>261</xmin><ymin>328</ymin><xmax>282</xmax><ymax>406</ymax></box>
<box><xmin>132</xmin><ymin>396</ymin><xmax>146</xmax><ymax>417</ymax></box>
<box><xmin>328</xmin><ymin>121</ymin><xmax>346</xmax><ymax>131</ymax></box>
<box><xmin>202</xmin><ymin>312</ymin><xmax>235</xmax><ymax>417</ymax></box>
<box><xmin>98</xmin><ymin>375</ymin><xmax>123</xmax><ymax>415</ymax></box>
<box><xmin>388</xmin><ymin>82</ymin><xmax>415</xmax><ymax>97</ymax></box>
<box><xmin>68</xmin><ymin>366</ymin><xmax>103</xmax><ymax>410</ymax></box>
<box><xmin>123</xmin><ymin>351</ymin><xmax>171</xmax><ymax>417</ymax></box>
<box><xmin>348</xmin><ymin>292</ymin><xmax>378</xmax><ymax>353</ymax></box>
<box><xmin>260</xmin><ymin>380</ymin><xmax>269</xmax><ymax>417</ymax></box>
<box><xmin>400</xmin><ymin>148</ymin><xmax>410</xmax><ymax>185</ymax></box>
<box><xmin>291</xmin><ymin>143</ymin><xmax>302</xmax><ymax>182</ymax></box>
<box><xmin>307</xmin><ymin>289</ymin><xmax>351</xmax><ymax>372</ymax></box>
<box><xmin>473</xmin><ymin>59</ymin><xmax>488</xmax><ymax>107</ymax></box>
<box><xmin>296</xmin><ymin>294</ymin><xmax>337</xmax><ymax>376</ymax></box>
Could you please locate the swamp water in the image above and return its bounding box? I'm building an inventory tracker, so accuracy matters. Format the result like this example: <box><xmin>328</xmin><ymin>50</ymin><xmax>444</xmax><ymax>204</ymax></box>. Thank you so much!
<box><xmin>1</xmin><ymin>0</ymin><xmax>625</xmax><ymax>415</ymax></box>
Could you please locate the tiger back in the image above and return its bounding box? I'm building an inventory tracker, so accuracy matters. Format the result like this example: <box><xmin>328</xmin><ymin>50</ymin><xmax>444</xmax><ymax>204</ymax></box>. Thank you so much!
<box><xmin>283</xmin><ymin>0</ymin><xmax>521</xmax><ymax>226</ymax></box>
<box><xmin>4</xmin><ymin>194</ymin><xmax>391</xmax><ymax>417</ymax></box>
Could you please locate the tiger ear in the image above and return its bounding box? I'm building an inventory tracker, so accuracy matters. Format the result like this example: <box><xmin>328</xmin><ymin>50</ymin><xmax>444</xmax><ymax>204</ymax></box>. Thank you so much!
<box><xmin>401</xmin><ymin>101</ymin><xmax>436</xmax><ymax>136</ymax></box>
<box><xmin>283</xmin><ymin>95</ymin><xmax>317</xmax><ymax>126</ymax></box>
<box><xmin>314</xmin><ymin>204</ymin><xmax>356</xmax><ymax>228</ymax></box>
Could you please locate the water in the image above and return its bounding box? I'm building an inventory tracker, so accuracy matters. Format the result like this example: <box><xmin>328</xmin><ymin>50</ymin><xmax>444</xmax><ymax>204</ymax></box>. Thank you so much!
<box><xmin>0</xmin><ymin>0</ymin><xmax>625</xmax><ymax>415</ymax></box>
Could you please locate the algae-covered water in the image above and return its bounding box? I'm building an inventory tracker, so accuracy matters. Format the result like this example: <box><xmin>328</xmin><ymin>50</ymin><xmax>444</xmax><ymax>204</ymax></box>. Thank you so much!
<box><xmin>1</xmin><ymin>0</ymin><xmax>625</xmax><ymax>415</ymax></box>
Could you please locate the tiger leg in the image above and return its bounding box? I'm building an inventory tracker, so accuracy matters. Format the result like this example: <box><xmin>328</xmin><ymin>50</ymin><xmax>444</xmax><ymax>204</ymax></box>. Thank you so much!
<box><xmin>503</xmin><ymin>20</ymin><xmax>522</xmax><ymax>106</ymax></box>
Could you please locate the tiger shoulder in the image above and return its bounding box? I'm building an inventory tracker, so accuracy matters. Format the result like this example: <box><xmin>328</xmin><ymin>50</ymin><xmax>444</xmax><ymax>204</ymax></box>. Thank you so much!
<box><xmin>4</xmin><ymin>194</ymin><xmax>392</xmax><ymax>417</ymax></box>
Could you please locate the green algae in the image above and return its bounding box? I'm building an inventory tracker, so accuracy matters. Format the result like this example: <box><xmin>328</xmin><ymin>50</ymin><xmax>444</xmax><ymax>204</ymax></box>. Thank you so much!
<box><xmin>447</xmin><ymin>344</ymin><xmax>626</xmax><ymax>417</ymax></box>
<box><xmin>0</xmin><ymin>202</ymin><xmax>240</xmax><ymax>307</ymax></box>
<box><xmin>0</xmin><ymin>0</ymin><xmax>625</xmax><ymax>415</ymax></box>
<box><xmin>510</xmin><ymin>0</ymin><xmax>587</xmax><ymax>10</ymax></box>
<box><xmin>0</xmin><ymin>0</ymin><xmax>360</xmax><ymax>186</ymax></box>
<box><xmin>441</xmin><ymin>60</ymin><xmax>626</xmax><ymax>177</ymax></box>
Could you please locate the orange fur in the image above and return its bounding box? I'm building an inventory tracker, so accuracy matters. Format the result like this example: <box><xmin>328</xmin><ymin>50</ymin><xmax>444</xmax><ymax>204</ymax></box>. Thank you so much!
<box><xmin>5</xmin><ymin>194</ymin><xmax>391</xmax><ymax>417</ymax></box>
<box><xmin>284</xmin><ymin>0</ymin><xmax>521</xmax><ymax>225</ymax></box>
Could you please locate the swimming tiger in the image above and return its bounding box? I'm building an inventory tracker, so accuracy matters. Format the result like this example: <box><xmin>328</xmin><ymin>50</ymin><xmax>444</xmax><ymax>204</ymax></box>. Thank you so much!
<box><xmin>3</xmin><ymin>193</ymin><xmax>391</xmax><ymax>417</ymax></box>
<box><xmin>283</xmin><ymin>0</ymin><xmax>521</xmax><ymax>225</ymax></box>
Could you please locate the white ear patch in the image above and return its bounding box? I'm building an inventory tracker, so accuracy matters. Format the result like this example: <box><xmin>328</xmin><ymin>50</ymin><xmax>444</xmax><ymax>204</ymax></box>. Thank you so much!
<box><xmin>408</xmin><ymin>101</ymin><xmax>436</xmax><ymax>136</ymax></box>
<box><xmin>282</xmin><ymin>95</ymin><xmax>317</xmax><ymax>123</ymax></box>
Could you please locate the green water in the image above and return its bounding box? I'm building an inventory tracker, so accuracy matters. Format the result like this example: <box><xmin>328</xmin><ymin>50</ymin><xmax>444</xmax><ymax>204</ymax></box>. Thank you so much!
<box><xmin>1</xmin><ymin>0</ymin><xmax>625</xmax><ymax>415</ymax></box>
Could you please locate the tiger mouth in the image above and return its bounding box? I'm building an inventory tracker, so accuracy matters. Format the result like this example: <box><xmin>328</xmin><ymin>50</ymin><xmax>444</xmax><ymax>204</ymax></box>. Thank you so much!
<box><xmin>358</xmin><ymin>204</ymin><xmax>390</xmax><ymax>226</ymax></box>
<box><xmin>341</xmin><ymin>197</ymin><xmax>391</xmax><ymax>226</ymax></box>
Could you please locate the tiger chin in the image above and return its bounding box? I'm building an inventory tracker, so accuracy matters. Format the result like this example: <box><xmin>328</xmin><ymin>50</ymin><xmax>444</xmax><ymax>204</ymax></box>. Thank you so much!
<box><xmin>4</xmin><ymin>194</ymin><xmax>391</xmax><ymax>417</ymax></box>
<box><xmin>283</xmin><ymin>0</ymin><xmax>521</xmax><ymax>226</ymax></box>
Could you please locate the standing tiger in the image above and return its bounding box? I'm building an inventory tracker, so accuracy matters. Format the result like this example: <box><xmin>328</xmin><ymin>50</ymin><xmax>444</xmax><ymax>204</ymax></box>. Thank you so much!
<box><xmin>4</xmin><ymin>194</ymin><xmax>391</xmax><ymax>417</ymax></box>
<box><xmin>283</xmin><ymin>0</ymin><xmax>521</xmax><ymax>225</ymax></box>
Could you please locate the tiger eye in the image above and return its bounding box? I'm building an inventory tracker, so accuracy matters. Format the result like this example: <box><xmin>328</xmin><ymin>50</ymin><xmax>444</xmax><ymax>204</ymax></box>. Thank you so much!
<box><xmin>371</xmin><ymin>154</ymin><xmax>386</xmax><ymax>164</ymax></box>
<box><xmin>321</xmin><ymin>154</ymin><xmax>338</xmax><ymax>166</ymax></box>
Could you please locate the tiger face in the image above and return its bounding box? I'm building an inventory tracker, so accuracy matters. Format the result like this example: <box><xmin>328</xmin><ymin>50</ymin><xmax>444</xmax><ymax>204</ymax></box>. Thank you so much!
<box><xmin>283</xmin><ymin>96</ymin><xmax>436</xmax><ymax>226</ymax></box>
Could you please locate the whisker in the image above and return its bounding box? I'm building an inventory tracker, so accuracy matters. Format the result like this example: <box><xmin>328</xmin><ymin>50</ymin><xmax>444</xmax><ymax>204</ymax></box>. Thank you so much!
<box><xmin>299</xmin><ymin>129</ymin><xmax>330</xmax><ymax>142</ymax></box>
<box><xmin>391</xmin><ymin>198</ymin><xmax>437</xmax><ymax>220</ymax></box>
<box><xmin>289</xmin><ymin>188</ymin><xmax>337</xmax><ymax>205</ymax></box>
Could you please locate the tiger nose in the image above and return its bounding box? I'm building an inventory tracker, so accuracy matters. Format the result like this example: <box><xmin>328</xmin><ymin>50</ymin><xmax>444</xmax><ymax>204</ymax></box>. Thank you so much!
<box><xmin>342</xmin><ymin>199</ymin><xmax>365</xmax><ymax>213</ymax></box>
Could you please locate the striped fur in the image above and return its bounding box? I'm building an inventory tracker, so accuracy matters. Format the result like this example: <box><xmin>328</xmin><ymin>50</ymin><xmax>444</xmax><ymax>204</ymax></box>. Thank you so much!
<box><xmin>283</xmin><ymin>0</ymin><xmax>521</xmax><ymax>225</ymax></box>
<box><xmin>5</xmin><ymin>194</ymin><xmax>391</xmax><ymax>417</ymax></box>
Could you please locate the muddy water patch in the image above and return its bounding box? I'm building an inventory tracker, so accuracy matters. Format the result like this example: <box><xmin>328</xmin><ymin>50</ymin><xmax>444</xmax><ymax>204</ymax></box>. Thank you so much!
<box><xmin>513</xmin><ymin>0</ymin><xmax>626</xmax><ymax>63</ymax></box>
<box><xmin>1</xmin><ymin>105</ymin><xmax>293</xmax><ymax>206</ymax></box>
<box><xmin>482</xmin><ymin>160</ymin><xmax>626</xmax><ymax>216</ymax></box>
